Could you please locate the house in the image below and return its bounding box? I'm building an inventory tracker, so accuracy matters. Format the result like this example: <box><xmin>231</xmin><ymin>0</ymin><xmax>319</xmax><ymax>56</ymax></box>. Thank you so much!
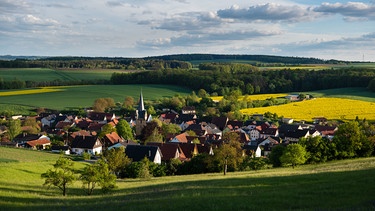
<box><xmin>170</xmin><ymin>132</ymin><xmax>189</xmax><ymax>143</ymax></box>
<box><xmin>25</xmin><ymin>138</ymin><xmax>51</xmax><ymax>150</ymax></box>
<box><xmin>284</xmin><ymin>129</ymin><xmax>310</xmax><ymax>143</ymax></box>
<box><xmin>178</xmin><ymin>143</ymin><xmax>199</xmax><ymax>160</ymax></box>
<box><xmin>182</xmin><ymin>106</ymin><xmax>196</xmax><ymax>114</ymax></box>
<box><xmin>211</xmin><ymin>116</ymin><xmax>228</xmax><ymax>131</ymax></box>
<box><xmin>313</xmin><ymin>117</ymin><xmax>328</xmax><ymax>125</ymax></box>
<box><xmin>102</xmin><ymin>132</ymin><xmax>124</xmax><ymax>148</ymax></box>
<box><xmin>71</xmin><ymin>135</ymin><xmax>102</xmax><ymax>155</ymax></box>
<box><xmin>249</xmin><ymin>129</ymin><xmax>260</xmax><ymax>141</ymax></box>
<box><xmin>88</xmin><ymin>112</ymin><xmax>116</xmax><ymax>124</ymax></box>
<box><xmin>197</xmin><ymin>144</ymin><xmax>214</xmax><ymax>155</ymax></box>
<box><xmin>285</xmin><ymin>94</ymin><xmax>299</xmax><ymax>101</ymax></box>
<box><xmin>243</xmin><ymin>145</ymin><xmax>262</xmax><ymax>157</ymax></box>
<box><xmin>125</xmin><ymin>145</ymin><xmax>162</xmax><ymax>164</ymax></box>
<box><xmin>260</xmin><ymin>128</ymin><xmax>279</xmax><ymax>139</ymax></box>
<box><xmin>159</xmin><ymin>113</ymin><xmax>179</xmax><ymax>124</ymax></box>
<box><xmin>13</xmin><ymin>134</ymin><xmax>50</xmax><ymax>146</ymax></box>
<box><xmin>282</xmin><ymin>118</ymin><xmax>294</xmax><ymax>124</ymax></box>
<box><xmin>107</xmin><ymin>140</ymin><xmax>138</xmax><ymax>151</ymax></box>
<box><xmin>51</xmin><ymin>145</ymin><xmax>71</xmax><ymax>154</ymax></box>
<box><xmin>147</xmin><ymin>142</ymin><xmax>186</xmax><ymax>161</ymax></box>
<box><xmin>184</xmin><ymin>123</ymin><xmax>207</xmax><ymax>136</ymax></box>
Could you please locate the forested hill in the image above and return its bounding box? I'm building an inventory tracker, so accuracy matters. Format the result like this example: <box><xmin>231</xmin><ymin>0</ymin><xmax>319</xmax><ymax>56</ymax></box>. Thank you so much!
<box><xmin>1</xmin><ymin>54</ymin><xmax>348</xmax><ymax>67</ymax></box>
<box><xmin>146</xmin><ymin>54</ymin><xmax>346</xmax><ymax>65</ymax></box>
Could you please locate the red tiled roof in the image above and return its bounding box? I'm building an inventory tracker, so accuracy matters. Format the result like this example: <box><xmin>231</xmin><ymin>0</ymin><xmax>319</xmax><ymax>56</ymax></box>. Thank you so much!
<box><xmin>26</xmin><ymin>138</ymin><xmax>51</xmax><ymax>147</ymax></box>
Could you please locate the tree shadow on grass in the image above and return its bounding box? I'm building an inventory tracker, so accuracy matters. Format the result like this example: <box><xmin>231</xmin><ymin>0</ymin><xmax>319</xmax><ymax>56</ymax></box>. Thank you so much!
<box><xmin>0</xmin><ymin>168</ymin><xmax>375</xmax><ymax>210</ymax></box>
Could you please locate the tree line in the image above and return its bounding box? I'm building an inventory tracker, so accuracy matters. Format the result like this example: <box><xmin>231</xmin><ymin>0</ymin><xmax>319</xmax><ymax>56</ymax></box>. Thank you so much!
<box><xmin>0</xmin><ymin>57</ymin><xmax>191</xmax><ymax>70</ymax></box>
<box><xmin>111</xmin><ymin>65</ymin><xmax>375</xmax><ymax>95</ymax></box>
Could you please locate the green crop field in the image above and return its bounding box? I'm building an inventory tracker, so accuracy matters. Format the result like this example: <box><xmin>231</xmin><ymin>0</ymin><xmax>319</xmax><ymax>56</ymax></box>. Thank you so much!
<box><xmin>0</xmin><ymin>68</ymin><xmax>133</xmax><ymax>82</ymax></box>
<box><xmin>0</xmin><ymin>84</ymin><xmax>191</xmax><ymax>112</ymax></box>
<box><xmin>1</xmin><ymin>147</ymin><xmax>375</xmax><ymax>210</ymax></box>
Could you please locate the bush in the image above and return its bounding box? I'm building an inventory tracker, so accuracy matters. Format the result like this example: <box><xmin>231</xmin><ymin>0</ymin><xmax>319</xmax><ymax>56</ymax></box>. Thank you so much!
<box><xmin>82</xmin><ymin>152</ymin><xmax>91</xmax><ymax>160</ymax></box>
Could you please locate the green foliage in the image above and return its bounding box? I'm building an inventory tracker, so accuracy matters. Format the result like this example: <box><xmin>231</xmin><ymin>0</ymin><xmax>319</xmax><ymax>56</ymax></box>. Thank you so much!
<box><xmin>214</xmin><ymin>132</ymin><xmax>244</xmax><ymax>175</ymax></box>
<box><xmin>161</xmin><ymin>123</ymin><xmax>181</xmax><ymax>139</ymax></box>
<box><xmin>166</xmin><ymin>158</ymin><xmax>182</xmax><ymax>176</ymax></box>
<box><xmin>138</xmin><ymin>157</ymin><xmax>152</xmax><ymax>179</ymax></box>
<box><xmin>99</xmin><ymin>123</ymin><xmax>116</xmax><ymax>138</ymax></box>
<box><xmin>103</xmin><ymin>147</ymin><xmax>131</xmax><ymax>177</ymax></box>
<box><xmin>116</xmin><ymin>119</ymin><xmax>134</xmax><ymax>140</ymax></box>
<box><xmin>22</xmin><ymin>117</ymin><xmax>41</xmax><ymax>134</ymax></box>
<box><xmin>82</xmin><ymin>152</ymin><xmax>91</xmax><ymax>160</ymax></box>
<box><xmin>7</xmin><ymin>119</ymin><xmax>21</xmax><ymax>141</ymax></box>
<box><xmin>333</xmin><ymin>121</ymin><xmax>366</xmax><ymax>159</ymax></box>
<box><xmin>280</xmin><ymin>144</ymin><xmax>308</xmax><ymax>168</ymax></box>
<box><xmin>41</xmin><ymin>157</ymin><xmax>76</xmax><ymax>196</ymax></box>
<box><xmin>80</xmin><ymin>159</ymin><xmax>117</xmax><ymax>195</ymax></box>
<box><xmin>299</xmin><ymin>136</ymin><xmax>330</xmax><ymax>164</ymax></box>
<box><xmin>241</xmin><ymin>157</ymin><xmax>269</xmax><ymax>171</ymax></box>
<box><xmin>145</xmin><ymin>128</ymin><xmax>164</xmax><ymax>144</ymax></box>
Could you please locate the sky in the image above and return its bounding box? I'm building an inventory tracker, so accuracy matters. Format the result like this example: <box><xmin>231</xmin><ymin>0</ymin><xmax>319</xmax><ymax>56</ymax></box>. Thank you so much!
<box><xmin>1</xmin><ymin>0</ymin><xmax>375</xmax><ymax>61</ymax></box>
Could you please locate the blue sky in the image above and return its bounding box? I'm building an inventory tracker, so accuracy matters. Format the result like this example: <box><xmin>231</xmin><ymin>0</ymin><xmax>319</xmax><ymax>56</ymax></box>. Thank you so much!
<box><xmin>0</xmin><ymin>0</ymin><xmax>374</xmax><ymax>61</ymax></box>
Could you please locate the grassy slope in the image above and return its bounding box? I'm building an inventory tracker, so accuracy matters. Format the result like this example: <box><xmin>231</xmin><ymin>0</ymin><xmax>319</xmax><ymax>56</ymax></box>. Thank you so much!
<box><xmin>0</xmin><ymin>147</ymin><xmax>375</xmax><ymax>210</ymax></box>
<box><xmin>0</xmin><ymin>84</ymin><xmax>191</xmax><ymax>111</ymax></box>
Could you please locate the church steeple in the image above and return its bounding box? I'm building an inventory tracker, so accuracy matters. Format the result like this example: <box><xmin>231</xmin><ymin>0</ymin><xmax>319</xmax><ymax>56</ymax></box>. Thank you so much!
<box><xmin>137</xmin><ymin>89</ymin><xmax>145</xmax><ymax>112</ymax></box>
<box><xmin>136</xmin><ymin>89</ymin><xmax>147</xmax><ymax>120</ymax></box>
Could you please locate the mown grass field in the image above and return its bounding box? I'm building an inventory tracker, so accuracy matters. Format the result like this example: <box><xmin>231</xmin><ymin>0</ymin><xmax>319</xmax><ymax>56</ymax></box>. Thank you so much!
<box><xmin>0</xmin><ymin>68</ymin><xmax>132</xmax><ymax>82</ymax></box>
<box><xmin>0</xmin><ymin>85</ymin><xmax>191</xmax><ymax>112</ymax></box>
<box><xmin>0</xmin><ymin>147</ymin><xmax>375</xmax><ymax>210</ymax></box>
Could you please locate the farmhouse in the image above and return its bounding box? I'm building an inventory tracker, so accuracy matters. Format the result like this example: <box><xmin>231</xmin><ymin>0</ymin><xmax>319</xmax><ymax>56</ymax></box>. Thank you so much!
<box><xmin>71</xmin><ymin>135</ymin><xmax>102</xmax><ymax>155</ymax></box>
<box><xmin>125</xmin><ymin>145</ymin><xmax>162</xmax><ymax>164</ymax></box>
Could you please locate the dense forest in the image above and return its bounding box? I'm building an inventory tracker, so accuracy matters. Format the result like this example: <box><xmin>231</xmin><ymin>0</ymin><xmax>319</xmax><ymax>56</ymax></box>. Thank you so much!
<box><xmin>111</xmin><ymin>65</ymin><xmax>375</xmax><ymax>95</ymax></box>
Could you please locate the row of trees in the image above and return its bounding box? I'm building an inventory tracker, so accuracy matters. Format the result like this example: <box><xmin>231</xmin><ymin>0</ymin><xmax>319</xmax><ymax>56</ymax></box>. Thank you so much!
<box><xmin>0</xmin><ymin>58</ymin><xmax>191</xmax><ymax>70</ymax></box>
<box><xmin>111</xmin><ymin>66</ymin><xmax>375</xmax><ymax>96</ymax></box>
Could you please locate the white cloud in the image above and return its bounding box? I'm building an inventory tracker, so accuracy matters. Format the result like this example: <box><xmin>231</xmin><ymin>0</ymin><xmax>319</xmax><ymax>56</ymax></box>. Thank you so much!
<box><xmin>217</xmin><ymin>3</ymin><xmax>318</xmax><ymax>22</ymax></box>
<box><xmin>314</xmin><ymin>2</ymin><xmax>375</xmax><ymax>21</ymax></box>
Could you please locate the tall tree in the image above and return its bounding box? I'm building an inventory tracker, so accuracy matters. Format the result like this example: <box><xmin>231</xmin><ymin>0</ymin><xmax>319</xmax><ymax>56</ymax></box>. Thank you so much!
<box><xmin>299</xmin><ymin>136</ymin><xmax>330</xmax><ymax>164</ymax></box>
<box><xmin>80</xmin><ymin>159</ymin><xmax>117</xmax><ymax>195</ymax></box>
<box><xmin>268</xmin><ymin>145</ymin><xmax>286</xmax><ymax>167</ymax></box>
<box><xmin>116</xmin><ymin>119</ymin><xmax>134</xmax><ymax>140</ymax></box>
<box><xmin>41</xmin><ymin>157</ymin><xmax>76</xmax><ymax>196</ymax></box>
<box><xmin>103</xmin><ymin>147</ymin><xmax>131</xmax><ymax>177</ymax></box>
<box><xmin>22</xmin><ymin>117</ymin><xmax>41</xmax><ymax>134</ymax></box>
<box><xmin>7</xmin><ymin>119</ymin><xmax>21</xmax><ymax>142</ymax></box>
<box><xmin>214</xmin><ymin>132</ymin><xmax>243</xmax><ymax>175</ymax></box>
<box><xmin>333</xmin><ymin>121</ymin><xmax>365</xmax><ymax>159</ymax></box>
<box><xmin>280</xmin><ymin>144</ymin><xmax>308</xmax><ymax>168</ymax></box>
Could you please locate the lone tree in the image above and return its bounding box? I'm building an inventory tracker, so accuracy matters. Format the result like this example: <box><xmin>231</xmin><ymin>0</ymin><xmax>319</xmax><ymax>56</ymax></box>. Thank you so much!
<box><xmin>41</xmin><ymin>157</ymin><xmax>76</xmax><ymax>196</ymax></box>
<box><xmin>215</xmin><ymin>132</ymin><xmax>243</xmax><ymax>175</ymax></box>
<box><xmin>280</xmin><ymin>144</ymin><xmax>308</xmax><ymax>168</ymax></box>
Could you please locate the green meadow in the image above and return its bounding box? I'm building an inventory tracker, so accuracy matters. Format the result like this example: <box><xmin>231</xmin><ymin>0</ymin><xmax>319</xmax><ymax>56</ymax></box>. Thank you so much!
<box><xmin>0</xmin><ymin>84</ymin><xmax>191</xmax><ymax>112</ymax></box>
<box><xmin>0</xmin><ymin>68</ymin><xmax>131</xmax><ymax>82</ymax></box>
<box><xmin>0</xmin><ymin>147</ymin><xmax>375</xmax><ymax>210</ymax></box>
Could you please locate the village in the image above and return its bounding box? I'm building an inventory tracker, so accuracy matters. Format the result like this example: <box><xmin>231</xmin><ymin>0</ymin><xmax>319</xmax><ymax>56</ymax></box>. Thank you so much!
<box><xmin>0</xmin><ymin>91</ymin><xmax>339</xmax><ymax>167</ymax></box>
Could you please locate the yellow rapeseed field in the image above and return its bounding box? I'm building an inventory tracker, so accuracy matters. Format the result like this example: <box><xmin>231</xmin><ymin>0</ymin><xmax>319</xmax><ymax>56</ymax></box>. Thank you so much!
<box><xmin>211</xmin><ymin>93</ymin><xmax>287</xmax><ymax>102</ymax></box>
<box><xmin>0</xmin><ymin>87</ymin><xmax>64</xmax><ymax>96</ymax></box>
<box><xmin>241</xmin><ymin>98</ymin><xmax>375</xmax><ymax>121</ymax></box>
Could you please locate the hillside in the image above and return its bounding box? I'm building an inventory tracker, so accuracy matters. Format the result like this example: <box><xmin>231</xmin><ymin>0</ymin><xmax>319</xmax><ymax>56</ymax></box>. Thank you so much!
<box><xmin>1</xmin><ymin>147</ymin><xmax>375</xmax><ymax>210</ymax></box>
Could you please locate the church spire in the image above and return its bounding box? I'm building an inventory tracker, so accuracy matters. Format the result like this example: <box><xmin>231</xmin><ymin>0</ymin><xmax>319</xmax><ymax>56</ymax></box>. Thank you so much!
<box><xmin>136</xmin><ymin>89</ymin><xmax>147</xmax><ymax>120</ymax></box>
<box><xmin>138</xmin><ymin>89</ymin><xmax>145</xmax><ymax>112</ymax></box>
